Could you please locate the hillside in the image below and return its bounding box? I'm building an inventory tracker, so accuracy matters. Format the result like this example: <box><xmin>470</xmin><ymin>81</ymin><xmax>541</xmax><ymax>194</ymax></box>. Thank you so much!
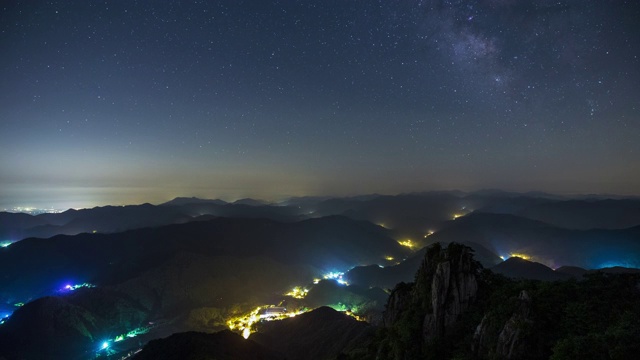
<box><xmin>425</xmin><ymin>212</ymin><xmax>640</xmax><ymax>269</ymax></box>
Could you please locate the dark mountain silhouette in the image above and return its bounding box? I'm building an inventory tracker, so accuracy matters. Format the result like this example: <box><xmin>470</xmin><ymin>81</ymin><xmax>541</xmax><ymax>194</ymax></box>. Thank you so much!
<box><xmin>555</xmin><ymin>265</ymin><xmax>640</xmax><ymax>279</ymax></box>
<box><xmin>160</xmin><ymin>197</ymin><xmax>228</xmax><ymax>206</ymax></box>
<box><xmin>511</xmin><ymin>199</ymin><xmax>640</xmax><ymax>230</ymax></box>
<box><xmin>0</xmin><ymin>252</ymin><xmax>314</xmax><ymax>360</ymax></box>
<box><xmin>171</xmin><ymin>202</ymin><xmax>304</xmax><ymax>222</ymax></box>
<box><xmin>3</xmin><ymin>193</ymin><xmax>640</xmax><ymax>360</ymax></box>
<box><xmin>114</xmin><ymin>252</ymin><xmax>315</xmax><ymax>318</ymax></box>
<box><xmin>490</xmin><ymin>257</ymin><xmax>572</xmax><ymax>281</ymax></box>
<box><xmin>133</xmin><ymin>330</ymin><xmax>285</xmax><ymax>360</ymax></box>
<box><xmin>555</xmin><ymin>266</ymin><xmax>588</xmax><ymax>278</ymax></box>
<box><xmin>0</xmin><ymin>216</ymin><xmax>410</xmax><ymax>310</ymax></box>
<box><xmin>0</xmin><ymin>200</ymin><xmax>306</xmax><ymax>241</ymax></box>
<box><xmin>4</xmin><ymin>192</ymin><xmax>639</xmax><ymax>243</ymax></box>
<box><xmin>133</xmin><ymin>307</ymin><xmax>374</xmax><ymax>360</ymax></box>
<box><xmin>292</xmin><ymin>192</ymin><xmax>640</xmax><ymax>236</ymax></box>
<box><xmin>0</xmin><ymin>288</ymin><xmax>149</xmax><ymax>360</ymax></box>
<box><xmin>233</xmin><ymin>198</ymin><xmax>270</xmax><ymax>206</ymax></box>
<box><xmin>251</xmin><ymin>306</ymin><xmax>374</xmax><ymax>360</ymax></box>
<box><xmin>301</xmin><ymin>280</ymin><xmax>388</xmax><ymax>323</ymax></box>
<box><xmin>313</xmin><ymin>192</ymin><xmax>467</xmax><ymax>239</ymax></box>
<box><xmin>589</xmin><ymin>266</ymin><xmax>640</xmax><ymax>275</ymax></box>
<box><xmin>0</xmin><ymin>204</ymin><xmax>191</xmax><ymax>240</ymax></box>
<box><xmin>425</xmin><ymin>212</ymin><xmax>640</xmax><ymax>269</ymax></box>
<box><xmin>0</xmin><ymin>212</ymin><xmax>48</xmax><ymax>240</ymax></box>
<box><xmin>345</xmin><ymin>241</ymin><xmax>501</xmax><ymax>290</ymax></box>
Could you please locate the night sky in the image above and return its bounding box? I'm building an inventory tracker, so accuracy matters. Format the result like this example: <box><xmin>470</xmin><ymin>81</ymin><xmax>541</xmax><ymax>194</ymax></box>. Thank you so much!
<box><xmin>1</xmin><ymin>1</ymin><xmax>639</xmax><ymax>209</ymax></box>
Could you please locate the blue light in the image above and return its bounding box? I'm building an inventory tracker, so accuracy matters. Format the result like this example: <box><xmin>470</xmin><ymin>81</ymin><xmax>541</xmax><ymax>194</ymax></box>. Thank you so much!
<box><xmin>597</xmin><ymin>261</ymin><xmax>637</xmax><ymax>269</ymax></box>
<box><xmin>101</xmin><ymin>341</ymin><xmax>109</xmax><ymax>350</ymax></box>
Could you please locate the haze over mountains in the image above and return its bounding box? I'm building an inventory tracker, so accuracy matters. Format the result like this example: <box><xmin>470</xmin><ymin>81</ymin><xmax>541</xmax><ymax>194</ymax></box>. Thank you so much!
<box><xmin>1</xmin><ymin>191</ymin><xmax>639</xmax><ymax>359</ymax></box>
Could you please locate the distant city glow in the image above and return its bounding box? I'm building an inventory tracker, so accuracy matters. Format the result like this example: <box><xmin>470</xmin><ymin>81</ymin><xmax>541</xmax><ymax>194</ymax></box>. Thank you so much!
<box><xmin>101</xmin><ymin>341</ymin><xmax>109</xmax><ymax>350</ymax></box>
<box><xmin>0</xmin><ymin>241</ymin><xmax>13</xmax><ymax>248</ymax></box>
<box><xmin>2</xmin><ymin>207</ymin><xmax>63</xmax><ymax>215</ymax></box>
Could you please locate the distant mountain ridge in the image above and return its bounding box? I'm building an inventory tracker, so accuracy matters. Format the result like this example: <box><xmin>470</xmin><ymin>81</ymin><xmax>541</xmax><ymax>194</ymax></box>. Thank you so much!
<box><xmin>0</xmin><ymin>215</ymin><xmax>410</xmax><ymax>305</ymax></box>
<box><xmin>425</xmin><ymin>212</ymin><xmax>640</xmax><ymax>269</ymax></box>
<box><xmin>3</xmin><ymin>192</ymin><xmax>639</xmax><ymax>242</ymax></box>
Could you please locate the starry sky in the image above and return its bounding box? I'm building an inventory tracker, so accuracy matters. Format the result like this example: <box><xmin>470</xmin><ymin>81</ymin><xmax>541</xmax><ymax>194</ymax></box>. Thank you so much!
<box><xmin>1</xmin><ymin>0</ymin><xmax>639</xmax><ymax>209</ymax></box>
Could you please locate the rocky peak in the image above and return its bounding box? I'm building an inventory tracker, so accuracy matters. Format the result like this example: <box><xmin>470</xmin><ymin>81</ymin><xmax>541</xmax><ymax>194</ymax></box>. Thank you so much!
<box><xmin>382</xmin><ymin>282</ymin><xmax>413</xmax><ymax>327</ymax></box>
<box><xmin>380</xmin><ymin>243</ymin><xmax>482</xmax><ymax>358</ymax></box>
<box><xmin>421</xmin><ymin>243</ymin><xmax>479</xmax><ymax>340</ymax></box>
<box><xmin>495</xmin><ymin>290</ymin><xmax>533</xmax><ymax>358</ymax></box>
<box><xmin>473</xmin><ymin>290</ymin><xmax>535</xmax><ymax>359</ymax></box>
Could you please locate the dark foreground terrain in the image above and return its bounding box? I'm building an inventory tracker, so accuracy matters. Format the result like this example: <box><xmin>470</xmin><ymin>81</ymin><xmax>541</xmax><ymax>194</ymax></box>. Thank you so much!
<box><xmin>1</xmin><ymin>193</ymin><xmax>639</xmax><ymax>359</ymax></box>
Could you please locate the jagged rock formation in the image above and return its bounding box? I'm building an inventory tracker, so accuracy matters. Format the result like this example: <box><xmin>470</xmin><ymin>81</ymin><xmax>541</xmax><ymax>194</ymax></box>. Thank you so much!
<box><xmin>495</xmin><ymin>290</ymin><xmax>533</xmax><ymax>358</ymax></box>
<box><xmin>471</xmin><ymin>290</ymin><xmax>543</xmax><ymax>359</ymax></box>
<box><xmin>365</xmin><ymin>244</ymin><xmax>640</xmax><ymax>360</ymax></box>
<box><xmin>382</xmin><ymin>282</ymin><xmax>413</xmax><ymax>327</ymax></box>
<box><xmin>378</xmin><ymin>242</ymin><xmax>482</xmax><ymax>359</ymax></box>
<box><xmin>472</xmin><ymin>290</ymin><xmax>538</xmax><ymax>359</ymax></box>
<box><xmin>422</xmin><ymin>244</ymin><xmax>479</xmax><ymax>340</ymax></box>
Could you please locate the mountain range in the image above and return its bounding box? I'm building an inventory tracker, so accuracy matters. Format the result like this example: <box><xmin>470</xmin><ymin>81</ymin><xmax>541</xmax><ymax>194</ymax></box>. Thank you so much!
<box><xmin>1</xmin><ymin>192</ymin><xmax>639</xmax><ymax>359</ymax></box>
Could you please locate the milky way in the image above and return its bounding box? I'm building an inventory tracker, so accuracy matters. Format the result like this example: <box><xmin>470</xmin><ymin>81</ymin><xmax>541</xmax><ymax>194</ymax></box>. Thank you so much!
<box><xmin>1</xmin><ymin>1</ymin><xmax>639</xmax><ymax>209</ymax></box>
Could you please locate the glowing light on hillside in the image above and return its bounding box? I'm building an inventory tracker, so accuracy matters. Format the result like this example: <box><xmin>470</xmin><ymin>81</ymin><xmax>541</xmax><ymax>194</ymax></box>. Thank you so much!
<box><xmin>227</xmin><ymin>306</ymin><xmax>309</xmax><ymax>339</ymax></box>
<box><xmin>323</xmin><ymin>271</ymin><xmax>348</xmax><ymax>285</ymax></box>
<box><xmin>398</xmin><ymin>239</ymin><xmax>415</xmax><ymax>249</ymax></box>
<box><xmin>62</xmin><ymin>283</ymin><xmax>95</xmax><ymax>292</ymax></box>
<box><xmin>344</xmin><ymin>310</ymin><xmax>366</xmax><ymax>322</ymax></box>
<box><xmin>377</xmin><ymin>223</ymin><xmax>387</xmax><ymax>228</ymax></box>
<box><xmin>452</xmin><ymin>214</ymin><xmax>463</xmax><ymax>220</ymax></box>
<box><xmin>508</xmin><ymin>253</ymin><xmax>530</xmax><ymax>260</ymax></box>
<box><xmin>384</xmin><ymin>256</ymin><xmax>394</xmax><ymax>261</ymax></box>
<box><xmin>101</xmin><ymin>341</ymin><xmax>109</xmax><ymax>350</ymax></box>
<box><xmin>424</xmin><ymin>230</ymin><xmax>434</xmax><ymax>238</ymax></box>
<box><xmin>113</xmin><ymin>327</ymin><xmax>149</xmax><ymax>342</ymax></box>
<box><xmin>312</xmin><ymin>278</ymin><xmax>321</xmax><ymax>284</ymax></box>
<box><xmin>0</xmin><ymin>241</ymin><xmax>13</xmax><ymax>248</ymax></box>
<box><xmin>0</xmin><ymin>313</ymin><xmax>10</xmax><ymax>325</ymax></box>
<box><xmin>285</xmin><ymin>286</ymin><xmax>309</xmax><ymax>299</ymax></box>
